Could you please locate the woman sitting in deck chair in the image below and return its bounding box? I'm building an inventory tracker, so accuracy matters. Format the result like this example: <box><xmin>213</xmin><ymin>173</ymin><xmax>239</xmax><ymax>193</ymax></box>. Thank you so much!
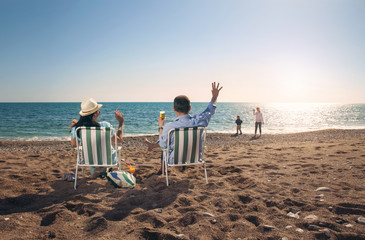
<box><xmin>70</xmin><ymin>98</ymin><xmax>124</xmax><ymax>178</ymax></box>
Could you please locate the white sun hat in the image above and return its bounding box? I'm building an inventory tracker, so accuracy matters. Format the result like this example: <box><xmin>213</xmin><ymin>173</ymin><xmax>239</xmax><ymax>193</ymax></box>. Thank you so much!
<box><xmin>79</xmin><ymin>98</ymin><xmax>102</xmax><ymax>116</ymax></box>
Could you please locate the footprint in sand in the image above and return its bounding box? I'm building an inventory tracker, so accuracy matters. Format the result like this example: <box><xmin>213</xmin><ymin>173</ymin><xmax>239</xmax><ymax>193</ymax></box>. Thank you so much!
<box><xmin>245</xmin><ymin>215</ymin><xmax>261</xmax><ymax>227</ymax></box>
<box><xmin>9</xmin><ymin>174</ymin><xmax>22</xmax><ymax>179</ymax></box>
<box><xmin>194</xmin><ymin>195</ymin><xmax>209</xmax><ymax>202</ymax></box>
<box><xmin>65</xmin><ymin>202</ymin><xmax>96</xmax><ymax>216</ymax></box>
<box><xmin>40</xmin><ymin>211</ymin><xmax>60</xmax><ymax>226</ymax></box>
<box><xmin>135</xmin><ymin>213</ymin><xmax>165</xmax><ymax>228</ymax></box>
<box><xmin>179</xmin><ymin>212</ymin><xmax>197</xmax><ymax>227</ymax></box>
<box><xmin>336</xmin><ymin>151</ymin><xmax>347</xmax><ymax>154</ymax></box>
<box><xmin>260</xmin><ymin>164</ymin><xmax>280</xmax><ymax>170</ymax></box>
<box><xmin>238</xmin><ymin>195</ymin><xmax>253</xmax><ymax>204</ymax></box>
<box><xmin>334</xmin><ymin>203</ymin><xmax>365</xmax><ymax>215</ymax></box>
<box><xmin>104</xmin><ymin>210</ymin><xmax>130</xmax><ymax>221</ymax></box>
<box><xmin>226</xmin><ymin>176</ymin><xmax>256</xmax><ymax>189</ymax></box>
<box><xmin>228</xmin><ymin>214</ymin><xmax>240</xmax><ymax>222</ymax></box>
<box><xmin>291</xmin><ymin>188</ymin><xmax>300</xmax><ymax>193</ymax></box>
<box><xmin>86</xmin><ymin>217</ymin><xmax>108</xmax><ymax>232</ymax></box>
<box><xmin>178</xmin><ymin>196</ymin><xmax>192</xmax><ymax>207</ymax></box>
<box><xmin>140</xmin><ymin>229</ymin><xmax>175</xmax><ymax>240</ymax></box>
<box><xmin>177</xmin><ymin>207</ymin><xmax>196</xmax><ymax>214</ymax></box>
<box><xmin>301</xmin><ymin>163</ymin><xmax>316</xmax><ymax>168</ymax></box>
<box><xmin>218</xmin><ymin>166</ymin><xmax>242</xmax><ymax>175</ymax></box>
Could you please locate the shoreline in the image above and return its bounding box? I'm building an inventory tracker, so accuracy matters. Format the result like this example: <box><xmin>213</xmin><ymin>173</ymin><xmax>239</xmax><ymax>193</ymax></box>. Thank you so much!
<box><xmin>0</xmin><ymin>129</ymin><xmax>364</xmax><ymax>239</ymax></box>
<box><xmin>1</xmin><ymin>128</ymin><xmax>365</xmax><ymax>142</ymax></box>
<box><xmin>1</xmin><ymin>129</ymin><xmax>365</xmax><ymax>148</ymax></box>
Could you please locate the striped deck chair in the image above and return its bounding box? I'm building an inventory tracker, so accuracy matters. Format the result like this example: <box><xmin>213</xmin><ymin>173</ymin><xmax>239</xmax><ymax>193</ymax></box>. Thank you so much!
<box><xmin>74</xmin><ymin>126</ymin><xmax>121</xmax><ymax>189</ymax></box>
<box><xmin>162</xmin><ymin>127</ymin><xmax>208</xmax><ymax>186</ymax></box>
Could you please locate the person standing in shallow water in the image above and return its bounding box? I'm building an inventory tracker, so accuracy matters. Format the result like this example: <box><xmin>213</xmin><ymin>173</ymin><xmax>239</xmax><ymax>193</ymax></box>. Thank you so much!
<box><xmin>235</xmin><ymin>115</ymin><xmax>243</xmax><ymax>135</ymax></box>
<box><xmin>253</xmin><ymin>107</ymin><xmax>264</xmax><ymax>137</ymax></box>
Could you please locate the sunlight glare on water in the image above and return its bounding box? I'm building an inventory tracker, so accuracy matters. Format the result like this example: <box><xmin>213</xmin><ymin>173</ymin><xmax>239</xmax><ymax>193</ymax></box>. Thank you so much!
<box><xmin>0</xmin><ymin>102</ymin><xmax>364</xmax><ymax>140</ymax></box>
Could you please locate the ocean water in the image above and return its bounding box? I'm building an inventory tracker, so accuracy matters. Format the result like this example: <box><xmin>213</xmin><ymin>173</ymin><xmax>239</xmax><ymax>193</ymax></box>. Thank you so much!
<box><xmin>0</xmin><ymin>102</ymin><xmax>364</xmax><ymax>141</ymax></box>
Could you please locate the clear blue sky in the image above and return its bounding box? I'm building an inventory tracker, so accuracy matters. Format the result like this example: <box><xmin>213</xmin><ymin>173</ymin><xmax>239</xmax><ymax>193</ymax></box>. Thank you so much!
<box><xmin>1</xmin><ymin>0</ymin><xmax>364</xmax><ymax>103</ymax></box>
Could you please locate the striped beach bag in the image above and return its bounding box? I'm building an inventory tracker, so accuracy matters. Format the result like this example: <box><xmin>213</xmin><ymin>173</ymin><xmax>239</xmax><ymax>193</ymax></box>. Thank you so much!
<box><xmin>105</xmin><ymin>171</ymin><xmax>136</xmax><ymax>188</ymax></box>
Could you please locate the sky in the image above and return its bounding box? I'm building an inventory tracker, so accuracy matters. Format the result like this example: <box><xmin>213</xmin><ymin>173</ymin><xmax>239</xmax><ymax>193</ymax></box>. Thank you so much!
<box><xmin>0</xmin><ymin>0</ymin><xmax>364</xmax><ymax>103</ymax></box>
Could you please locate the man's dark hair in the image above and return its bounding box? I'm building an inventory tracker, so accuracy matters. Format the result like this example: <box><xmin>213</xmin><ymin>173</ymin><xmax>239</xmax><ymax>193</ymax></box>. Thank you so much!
<box><xmin>174</xmin><ymin>95</ymin><xmax>191</xmax><ymax>113</ymax></box>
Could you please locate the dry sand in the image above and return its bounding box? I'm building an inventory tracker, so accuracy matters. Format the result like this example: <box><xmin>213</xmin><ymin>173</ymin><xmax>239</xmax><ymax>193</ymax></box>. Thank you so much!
<box><xmin>0</xmin><ymin>129</ymin><xmax>365</xmax><ymax>240</ymax></box>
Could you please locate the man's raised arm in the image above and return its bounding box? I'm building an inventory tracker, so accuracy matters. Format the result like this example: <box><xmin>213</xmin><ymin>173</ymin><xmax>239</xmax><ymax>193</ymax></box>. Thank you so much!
<box><xmin>211</xmin><ymin>82</ymin><xmax>223</xmax><ymax>104</ymax></box>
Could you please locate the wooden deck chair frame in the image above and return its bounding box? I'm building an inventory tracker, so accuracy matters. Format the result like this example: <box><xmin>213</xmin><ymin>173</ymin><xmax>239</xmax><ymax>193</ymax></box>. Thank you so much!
<box><xmin>162</xmin><ymin>127</ymin><xmax>208</xmax><ymax>186</ymax></box>
<box><xmin>74</xmin><ymin>126</ymin><xmax>121</xmax><ymax>189</ymax></box>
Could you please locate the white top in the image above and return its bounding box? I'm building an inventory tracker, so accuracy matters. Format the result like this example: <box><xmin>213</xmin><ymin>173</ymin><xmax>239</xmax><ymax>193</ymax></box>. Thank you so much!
<box><xmin>254</xmin><ymin>112</ymin><xmax>263</xmax><ymax>122</ymax></box>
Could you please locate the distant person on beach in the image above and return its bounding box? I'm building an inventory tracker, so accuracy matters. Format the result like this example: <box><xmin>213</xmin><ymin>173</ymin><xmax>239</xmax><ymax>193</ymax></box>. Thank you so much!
<box><xmin>70</xmin><ymin>98</ymin><xmax>124</xmax><ymax>178</ymax></box>
<box><xmin>235</xmin><ymin>115</ymin><xmax>243</xmax><ymax>135</ymax></box>
<box><xmin>145</xmin><ymin>82</ymin><xmax>223</xmax><ymax>173</ymax></box>
<box><xmin>253</xmin><ymin>107</ymin><xmax>264</xmax><ymax>137</ymax></box>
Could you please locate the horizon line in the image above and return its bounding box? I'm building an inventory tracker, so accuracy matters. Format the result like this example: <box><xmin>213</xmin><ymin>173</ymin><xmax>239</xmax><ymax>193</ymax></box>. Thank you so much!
<box><xmin>1</xmin><ymin>101</ymin><xmax>365</xmax><ymax>104</ymax></box>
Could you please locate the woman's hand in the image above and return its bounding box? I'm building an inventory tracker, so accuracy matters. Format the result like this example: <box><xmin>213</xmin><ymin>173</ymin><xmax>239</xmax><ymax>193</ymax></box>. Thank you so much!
<box><xmin>114</xmin><ymin>110</ymin><xmax>124</xmax><ymax>124</ymax></box>
<box><xmin>113</xmin><ymin>110</ymin><xmax>124</xmax><ymax>144</ymax></box>
<box><xmin>70</xmin><ymin>119</ymin><xmax>78</xmax><ymax>129</ymax></box>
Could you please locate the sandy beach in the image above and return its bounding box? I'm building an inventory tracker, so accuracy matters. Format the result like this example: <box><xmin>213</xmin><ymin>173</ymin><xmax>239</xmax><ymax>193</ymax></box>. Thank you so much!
<box><xmin>0</xmin><ymin>129</ymin><xmax>365</xmax><ymax>240</ymax></box>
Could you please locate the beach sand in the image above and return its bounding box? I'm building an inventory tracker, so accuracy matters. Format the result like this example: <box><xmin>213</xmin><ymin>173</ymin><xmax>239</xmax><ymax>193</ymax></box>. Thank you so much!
<box><xmin>0</xmin><ymin>129</ymin><xmax>365</xmax><ymax>239</ymax></box>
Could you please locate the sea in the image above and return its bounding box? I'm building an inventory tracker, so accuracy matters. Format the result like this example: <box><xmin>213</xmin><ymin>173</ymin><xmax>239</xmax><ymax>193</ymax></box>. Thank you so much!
<box><xmin>0</xmin><ymin>102</ymin><xmax>364</xmax><ymax>141</ymax></box>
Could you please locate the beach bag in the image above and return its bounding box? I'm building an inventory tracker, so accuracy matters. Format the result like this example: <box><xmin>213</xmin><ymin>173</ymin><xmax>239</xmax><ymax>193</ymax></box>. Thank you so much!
<box><xmin>102</xmin><ymin>171</ymin><xmax>136</xmax><ymax>188</ymax></box>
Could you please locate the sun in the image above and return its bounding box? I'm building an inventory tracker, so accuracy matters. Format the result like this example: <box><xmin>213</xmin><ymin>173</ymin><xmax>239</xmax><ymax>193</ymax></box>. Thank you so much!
<box><xmin>270</xmin><ymin>59</ymin><xmax>320</xmax><ymax>102</ymax></box>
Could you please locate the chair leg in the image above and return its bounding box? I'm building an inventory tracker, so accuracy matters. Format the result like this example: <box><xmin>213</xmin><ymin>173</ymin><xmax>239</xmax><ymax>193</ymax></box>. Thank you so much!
<box><xmin>204</xmin><ymin>162</ymin><xmax>208</xmax><ymax>184</ymax></box>
<box><xmin>161</xmin><ymin>159</ymin><xmax>165</xmax><ymax>176</ymax></box>
<box><xmin>161</xmin><ymin>151</ymin><xmax>165</xmax><ymax>176</ymax></box>
<box><xmin>165</xmin><ymin>158</ymin><xmax>169</xmax><ymax>186</ymax></box>
<box><xmin>117</xmin><ymin>149</ymin><xmax>121</xmax><ymax>171</ymax></box>
<box><xmin>74</xmin><ymin>164</ymin><xmax>79</xmax><ymax>190</ymax></box>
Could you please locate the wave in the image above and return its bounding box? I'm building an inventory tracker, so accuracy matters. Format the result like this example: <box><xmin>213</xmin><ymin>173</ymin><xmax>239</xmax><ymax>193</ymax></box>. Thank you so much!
<box><xmin>1</xmin><ymin>126</ymin><xmax>364</xmax><ymax>141</ymax></box>
<box><xmin>0</xmin><ymin>136</ymin><xmax>70</xmax><ymax>141</ymax></box>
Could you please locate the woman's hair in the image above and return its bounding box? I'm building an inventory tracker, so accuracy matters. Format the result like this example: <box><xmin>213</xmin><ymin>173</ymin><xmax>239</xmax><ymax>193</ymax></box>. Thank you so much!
<box><xmin>174</xmin><ymin>95</ymin><xmax>191</xmax><ymax>113</ymax></box>
<box><xmin>73</xmin><ymin>111</ymin><xmax>100</xmax><ymax>137</ymax></box>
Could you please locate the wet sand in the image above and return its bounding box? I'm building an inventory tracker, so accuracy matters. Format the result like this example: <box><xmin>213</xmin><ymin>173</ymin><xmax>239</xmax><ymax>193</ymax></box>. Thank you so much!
<box><xmin>0</xmin><ymin>129</ymin><xmax>365</xmax><ymax>239</ymax></box>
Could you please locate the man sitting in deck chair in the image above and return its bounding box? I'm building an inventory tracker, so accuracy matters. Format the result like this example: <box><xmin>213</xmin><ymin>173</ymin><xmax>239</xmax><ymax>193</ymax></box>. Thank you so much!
<box><xmin>145</xmin><ymin>82</ymin><xmax>223</xmax><ymax>174</ymax></box>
